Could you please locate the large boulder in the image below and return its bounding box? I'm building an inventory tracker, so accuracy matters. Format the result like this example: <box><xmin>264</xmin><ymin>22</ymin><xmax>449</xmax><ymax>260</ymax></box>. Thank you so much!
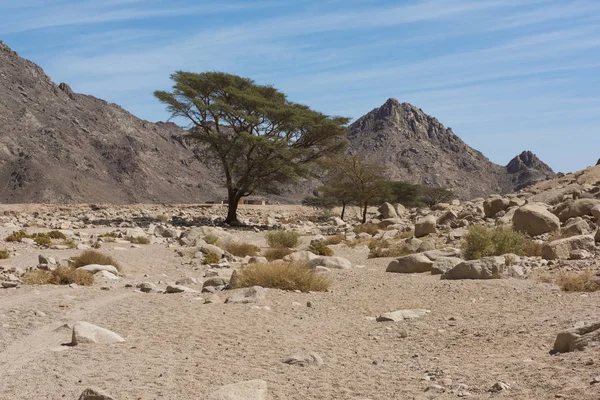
<box><xmin>562</xmin><ymin>217</ymin><xmax>590</xmax><ymax>238</ymax></box>
<box><xmin>71</xmin><ymin>321</ymin><xmax>125</xmax><ymax>345</ymax></box>
<box><xmin>551</xmin><ymin>322</ymin><xmax>600</xmax><ymax>354</ymax></box>
<box><xmin>414</xmin><ymin>215</ymin><xmax>436</xmax><ymax>238</ymax></box>
<box><xmin>77</xmin><ymin>264</ymin><xmax>119</xmax><ymax>275</ymax></box>
<box><xmin>596</xmin><ymin>228</ymin><xmax>600</xmax><ymax>243</ymax></box>
<box><xmin>225</xmin><ymin>286</ymin><xmax>266</xmax><ymax>304</ymax></box>
<box><xmin>422</xmin><ymin>248</ymin><xmax>462</xmax><ymax>260</ymax></box>
<box><xmin>483</xmin><ymin>197</ymin><xmax>510</xmax><ymax>218</ymax></box>
<box><xmin>307</xmin><ymin>256</ymin><xmax>352</xmax><ymax>270</ymax></box>
<box><xmin>431</xmin><ymin>257</ymin><xmax>463</xmax><ymax>275</ymax></box>
<box><xmin>592</xmin><ymin>204</ymin><xmax>600</xmax><ymax>222</ymax></box>
<box><xmin>512</xmin><ymin>204</ymin><xmax>560</xmax><ymax>236</ymax></box>
<box><xmin>556</xmin><ymin>199</ymin><xmax>600</xmax><ymax>222</ymax></box>
<box><xmin>441</xmin><ymin>257</ymin><xmax>504</xmax><ymax>280</ymax></box>
<box><xmin>386</xmin><ymin>253</ymin><xmax>433</xmax><ymax>273</ymax></box>
<box><xmin>541</xmin><ymin>235</ymin><xmax>596</xmax><ymax>260</ymax></box>
<box><xmin>378</xmin><ymin>202</ymin><xmax>398</xmax><ymax>219</ymax></box>
<box><xmin>208</xmin><ymin>379</ymin><xmax>269</xmax><ymax>400</ymax></box>
<box><xmin>283</xmin><ymin>251</ymin><xmax>319</xmax><ymax>263</ymax></box>
<box><xmin>396</xmin><ymin>203</ymin><xmax>406</xmax><ymax>217</ymax></box>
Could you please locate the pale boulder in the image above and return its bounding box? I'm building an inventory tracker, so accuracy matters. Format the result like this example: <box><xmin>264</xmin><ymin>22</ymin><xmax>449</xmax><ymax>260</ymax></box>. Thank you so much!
<box><xmin>415</xmin><ymin>215</ymin><xmax>436</xmax><ymax>238</ymax></box>
<box><xmin>77</xmin><ymin>264</ymin><xmax>119</xmax><ymax>275</ymax></box>
<box><xmin>71</xmin><ymin>321</ymin><xmax>125</xmax><ymax>345</ymax></box>
<box><xmin>386</xmin><ymin>253</ymin><xmax>433</xmax><ymax>273</ymax></box>
<box><xmin>556</xmin><ymin>198</ymin><xmax>600</xmax><ymax>222</ymax></box>
<box><xmin>483</xmin><ymin>196</ymin><xmax>510</xmax><ymax>218</ymax></box>
<box><xmin>541</xmin><ymin>235</ymin><xmax>596</xmax><ymax>260</ymax></box>
<box><xmin>512</xmin><ymin>204</ymin><xmax>560</xmax><ymax>236</ymax></box>
<box><xmin>551</xmin><ymin>322</ymin><xmax>600</xmax><ymax>354</ymax></box>
<box><xmin>562</xmin><ymin>217</ymin><xmax>590</xmax><ymax>238</ymax></box>
<box><xmin>307</xmin><ymin>256</ymin><xmax>352</xmax><ymax>270</ymax></box>
<box><xmin>378</xmin><ymin>202</ymin><xmax>398</xmax><ymax>219</ymax></box>
<box><xmin>430</xmin><ymin>257</ymin><xmax>463</xmax><ymax>275</ymax></box>
<box><xmin>441</xmin><ymin>257</ymin><xmax>504</xmax><ymax>280</ymax></box>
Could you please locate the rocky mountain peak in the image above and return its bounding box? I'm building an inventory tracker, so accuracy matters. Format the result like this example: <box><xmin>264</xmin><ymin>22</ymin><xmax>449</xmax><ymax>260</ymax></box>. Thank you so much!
<box><xmin>506</xmin><ymin>150</ymin><xmax>553</xmax><ymax>174</ymax></box>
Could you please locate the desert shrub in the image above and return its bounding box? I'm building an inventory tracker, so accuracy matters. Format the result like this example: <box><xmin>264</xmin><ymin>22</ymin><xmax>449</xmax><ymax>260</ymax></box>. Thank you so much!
<box><xmin>463</xmin><ymin>225</ymin><xmax>528</xmax><ymax>260</ymax></box>
<box><xmin>204</xmin><ymin>234</ymin><xmax>220</xmax><ymax>246</ymax></box>
<box><xmin>202</xmin><ymin>252</ymin><xmax>221</xmax><ymax>264</ymax></box>
<box><xmin>230</xmin><ymin>262</ymin><xmax>330</xmax><ymax>292</ymax></box>
<box><xmin>324</xmin><ymin>234</ymin><xmax>345</xmax><ymax>245</ymax></box>
<box><xmin>72</xmin><ymin>250</ymin><xmax>121</xmax><ymax>272</ymax></box>
<box><xmin>368</xmin><ymin>239</ymin><xmax>413</xmax><ymax>258</ymax></box>
<box><xmin>34</xmin><ymin>235</ymin><xmax>52</xmax><ymax>247</ymax></box>
<box><xmin>308</xmin><ymin>241</ymin><xmax>334</xmax><ymax>256</ymax></box>
<box><xmin>555</xmin><ymin>270</ymin><xmax>600</xmax><ymax>292</ymax></box>
<box><xmin>47</xmin><ymin>230</ymin><xmax>67</xmax><ymax>240</ymax></box>
<box><xmin>99</xmin><ymin>232</ymin><xmax>118</xmax><ymax>238</ymax></box>
<box><xmin>523</xmin><ymin>240</ymin><xmax>543</xmax><ymax>257</ymax></box>
<box><xmin>22</xmin><ymin>267</ymin><xmax>94</xmax><ymax>286</ymax></box>
<box><xmin>156</xmin><ymin>214</ymin><xmax>169</xmax><ymax>223</ymax></box>
<box><xmin>62</xmin><ymin>240</ymin><xmax>76</xmax><ymax>249</ymax></box>
<box><xmin>92</xmin><ymin>241</ymin><xmax>102</xmax><ymax>249</ymax></box>
<box><xmin>5</xmin><ymin>230</ymin><xmax>30</xmax><ymax>242</ymax></box>
<box><xmin>265</xmin><ymin>230</ymin><xmax>300</xmax><ymax>248</ymax></box>
<box><xmin>263</xmin><ymin>247</ymin><xmax>293</xmax><ymax>261</ymax></box>
<box><xmin>353</xmin><ymin>223</ymin><xmax>379</xmax><ymax>235</ymax></box>
<box><xmin>224</xmin><ymin>242</ymin><xmax>260</xmax><ymax>257</ymax></box>
<box><xmin>126</xmin><ymin>236</ymin><xmax>150</xmax><ymax>244</ymax></box>
<box><xmin>0</xmin><ymin>249</ymin><xmax>9</xmax><ymax>259</ymax></box>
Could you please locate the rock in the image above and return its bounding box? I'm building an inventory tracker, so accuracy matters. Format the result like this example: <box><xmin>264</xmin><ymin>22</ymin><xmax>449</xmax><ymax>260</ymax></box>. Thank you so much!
<box><xmin>415</xmin><ymin>215</ymin><xmax>436</xmax><ymax>237</ymax></box>
<box><xmin>125</xmin><ymin>227</ymin><xmax>146</xmax><ymax>238</ymax></box>
<box><xmin>306</xmin><ymin>256</ymin><xmax>351</xmax><ymax>270</ymax></box>
<box><xmin>247</xmin><ymin>256</ymin><xmax>268</xmax><ymax>264</ymax></box>
<box><xmin>78</xmin><ymin>388</ymin><xmax>115</xmax><ymax>400</ymax></box>
<box><xmin>200</xmin><ymin>244</ymin><xmax>225</xmax><ymax>258</ymax></box>
<box><xmin>94</xmin><ymin>270</ymin><xmax>119</xmax><ymax>280</ymax></box>
<box><xmin>417</xmin><ymin>241</ymin><xmax>435</xmax><ymax>253</ymax></box>
<box><xmin>490</xmin><ymin>382</ymin><xmax>510</xmax><ymax>393</ymax></box>
<box><xmin>591</xmin><ymin>204</ymin><xmax>600</xmax><ymax>221</ymax></box>
<box><xmin>431</xmin><ymin>257</ymin><xmax>463</xmax><ymax>275</ymax></box>
<box><xmin>208</xmin><ymin>379</ymin><xmax>269</xmax><ymax>400</ymax></box>
<box><xmin>595</xmin><ymin>228</ymin><xmax>600</xmax><ymax>243</ymax></box>
<box><xmin>376</xmin><ymin>309</ymin><xmax>430</xmax><ymax>322</ymax></box>
<box><xmin>562</xmin><ymin>217</ymin><xmax>590</xmax><ymax>237</ymax></box>
<box><xmin>175</xmin><ymin>277</ymin><xmax>200</xmax><ymax>286</ymax></box>
<box><xmin>154</xmin><ymin>225</ymin><xmax>182</xmax><ymax>238</ymax></box>
<box><xmin>225</xmin><ymin>286</ymin><xmax>266</xmax><ymax>304</ymax></box>
<box><xmin>77</xmin><ymin>264</ymin><xmax>119</xmax><ymax>275</ymax></box>
<box><xmin>541</xmin><ymin>235</ymin><xmax>596</xmax><ymax>260</ymax></box>
<box><xmin>283</xmin><ymin>352</ymin><xmax>324</xmax><ymax>367</ymax></box>
<box><xmin>483</xmin><ymin>196</ymin><xmax>510</xmax><ymax>217</ymax></box>
<box><xmin>1</xmin><ymin>281</ymin><xmax>18</xmax><ymax>288</ymax></box>
<box><xmin>556</xmin><ymin>198</ymin><xmax>600</xmax><ymax>222</ymax></box>
<box><xmin>71</xmin><ymin>321</ymin><xmax>125</xmax><ymax>345</ymax></box>
<box><xmin>437</xmin><ymin>210</ymin><xmax>457</xmax><ymax>225</ymax></box>
<box><xmin>137</xmin><ymin>282</ymin><xmax>156</xmax><ymax>293</ymax></box>
<box><xmin>378</xmin><ymin>202</ymin><xmax>398</xmax><ymax>219</ymax></box>
<box><xmin>396</xmin><ymin>203</ymin><xmax>406</xmax><ymax>216</ymax></box>
<box><xmin>441</xmin><ymin>257</ymin><xmax>504</xmax><ymax>280</ymax></box>
<box><xmin>504</xmin><ymin>264</ymin><xmax>525</xmax><ymax>278</ymax></box>
<box><xmin>203</xmin><ymin>277</ymin><xmax>229</xmax><ymax>288</ymax></box>
<box><xmin>283</xmin><ymin>251</ymin><xmax>319</xmax><ymax>263</ymax></box>
<box><xmin>422</xmin><ymin>247</ymin><xmax>462</xmax><ymax>260</ymax></box>
<box><xmin>386</xmin><ymin>253</ymin><xmax>433</xmax><ymax>273</ymax></box>
<box><xmin>166</xmin><ymin>285</ymin><xmax>199</xmax><ymax>294</ymax></box>
<box><xmin>512</xmin><ymin>204</ymin><xmax>560</xmax><ymax>236</ymax></box>
<box><xmin>570</xmin><ymin>249</ymin><xmax>591</xmax><ymax>260</ymax></box>
<box><xmin>551</xmin><ymin>322</ymin><xmax>600</xmax><ymax>354</ymax></box>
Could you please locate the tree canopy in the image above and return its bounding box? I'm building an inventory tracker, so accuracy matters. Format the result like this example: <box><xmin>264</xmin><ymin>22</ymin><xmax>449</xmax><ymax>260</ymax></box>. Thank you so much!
<box><xmin>155</xmin><ymin>71</ymin><xmax>349</xmax><ymax>224</ymax></box>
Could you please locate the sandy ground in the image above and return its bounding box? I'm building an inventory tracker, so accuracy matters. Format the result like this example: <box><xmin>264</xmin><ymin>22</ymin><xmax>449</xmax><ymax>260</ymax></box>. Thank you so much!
<box><xmin>1</xmin><ymin>224</ymin><xmax>600</xmax><ymax>400</ymax></box>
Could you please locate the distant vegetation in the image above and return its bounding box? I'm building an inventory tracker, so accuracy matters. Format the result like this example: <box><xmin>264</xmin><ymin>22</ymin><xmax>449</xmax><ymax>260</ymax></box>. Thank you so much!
<box><xmin>462</xmin><ymin>225</ymin><xmax>541</xmax><ymax>260</ymax></box>
<box><xmin>265</xmin><ymin>230</ymin><xmax>300</xmax><ymax>248</ymax></box>
<box><xmin>230</xmin><ymin>262</ymin><xmax>331</xmax><ymax>292</ymax></box>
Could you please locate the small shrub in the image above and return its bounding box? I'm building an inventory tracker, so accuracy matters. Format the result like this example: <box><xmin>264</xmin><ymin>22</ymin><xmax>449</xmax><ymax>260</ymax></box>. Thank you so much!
<box><xmin>22</xmin><ymin>267</ymin><xmax>94</xmax><ymax>286</ymax></box>
<box><xmin>265</xmin><ymin>230</ymin><xmax>300</xmax><ymax>248</ymax></box>
<box><xmin>72</xmin><ymin>250</ymin><xmax>121</xmax><ymax>272</ymax></box>
<box><xmin>34</xmin><ymin>235</ymin><xmax>53</xmax><ymax>247</ymax></box>
<box><xmin>308</xmin><ymin>241</ymin><xmax>334</xmax><ymax>256</ymax></box>
<box><xmin>0</xmin><ymin>249</ymin><xmax>9</xmax><ymax>259</ymax></box>
<box><xmin>5</xmin><ymin>230</ymin><xmax>30</xmax><ymax>242</ymax></box>
<box><xmin>99</xmin><ymin>232</ymin><xmax>118</xmax><ymax>239</ymax></box>
<box><xmin>368</xmin><ymin>239</ymin><xmax>413</xmax><ymax>258</ymax></box>
<box><xmin>92</xmin><ymin>241</ymin><xmax>102</xmax><ymax>249</ymax></box>
<box><xmin>555</xmin><ymin>270</ymin><xmax>600</xmax><ymax>292</ymax></box>
<box><xmin>263</xmin><ymin>247</ymin><xmax>293</xmax><ymax>261</ymax></box>
<box><xmin>156</xmin><ymin>214</ymin><xmax>169</xmax><ymax>223</ymax></box>
<box><xmin>202</xmin><ymin>252</ymin><xmax>221</xmax><ymax>264</ymax></box>
<box><xmin>353</xmin><ymin>223</ymin><xmax>379</xmax><ymax>235</ymax></box>
<box><xmin>62</xmin><ymin>240</ymin><xmax>76</xmax><ymax>249</ymax></box>
<box><xmin>47</xmin><ymin>230</ymin><xmax>67</xmax><ymax>240</ymax></box>
<box><xmin>230</xmin><ymin>262</ymin><xmax>330</xmax><ymax>292</ymax></box>
<box><xmin>224</xmin><ymin>242</ymin><xmax>260</xmax><ymax>257</ymax></box>
<box><xmin>462</xmin><ymin>225</ymin><xmax>527</xmax><ymax>260</ymax></box>
<box><xmin>204</xmin><ymin>234</ymin><xmax>220</xmax><ymax>246</ymax></box>
<box><xmin>126</xmin><ymin>236</ymin><xmax>150</xmax><ymax>244</ymax></box>
<box><xmin>324</xmin><ymin>234</ymin><xmax>345</xmax><ymax>245</ymax></box>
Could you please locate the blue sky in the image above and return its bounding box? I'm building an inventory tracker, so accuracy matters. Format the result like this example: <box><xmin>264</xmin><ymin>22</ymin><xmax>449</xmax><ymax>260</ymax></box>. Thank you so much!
<box><xmin>1</xmin><ymin>0</ymin><xmax>599</xmax><ymax>173</ymax></box>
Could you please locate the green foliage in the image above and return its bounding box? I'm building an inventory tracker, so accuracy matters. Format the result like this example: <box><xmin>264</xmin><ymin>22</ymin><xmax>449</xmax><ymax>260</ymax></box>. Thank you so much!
<box><xmin>384</xmin><ymin>181</ymin><xmax>423</xmax><ymax>206</ymax></box>
<box><xmin>0</xmin><ymin>249</ymin><xmax>9</xmax><ymax>259</ymax></box>
<box><xmin>263</xmin><ymin>247</ymin><xmax>293</xmax><ymax>261</ymax></box>
<box><xmin>302</xmin><ymin>195</ymin><xmax>338</xmax><ymax>210</ymax></box>
<box><xmin>47</xmin><ymin>230</ymin><xmax>67</xmax><ymax>240</ymax></box>
<box><xmin>230</xmin><ymin>262</ymin><xmax>331</xmax><ymax>292</ymax></box>
<box><xmin>308</xmin><ymin>241</ymin><xmax>334</xmax><ymax>256</ymax></box>
<box><xmin>202</xmin><ymin>252</ymin><xmax>221</xmax><ymax>264</ymax></box>
<box><xmin>462</xmin><ymin>225</ymin><xmax>536</xmax><ymax>260</ymax></box>
<box><xmin>72</xmin><ymin>250</ymin><xmax>121</xmax><ymax>272</ymax></box>
<box><xmin>419</xmin><ymin>187</ymin><xmax>455</xmax><ymax>207</ymax></box>
<box><xmin>34</xmin><ymin>235</ymin><xmax>52</xmax><ymax>247</ymax></box>
<box><xmin>224</xmin><ymin>242</ymin><xmax>260</xmax><ymax>257</ymax></box>
<box><xmin>5</xmin><ymin>231</ymin><xmax>29</xmax><ymax>242</ymax></box>
<box><xmin>265</xmin><ymin>230</ymin><xmax>300</xmax><ymax>248</ymax></box>
<box><xmin>155</xmin><ymin>71</ymin><xmax>349</xmax><ymax>223</ymax></box>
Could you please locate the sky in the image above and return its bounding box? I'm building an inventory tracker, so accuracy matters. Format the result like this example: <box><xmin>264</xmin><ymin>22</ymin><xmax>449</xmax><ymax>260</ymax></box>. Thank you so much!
<box><xmin>1</xmin><ymin>0</ymin><xmax>599</xmax><ymax>173</ymax></box>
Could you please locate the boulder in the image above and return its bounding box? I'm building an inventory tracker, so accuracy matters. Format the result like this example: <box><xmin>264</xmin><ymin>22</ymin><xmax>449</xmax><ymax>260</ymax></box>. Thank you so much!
<box><xmin>415</xmin><ymin>215</ymin><xmax>436</xmax><ymax>238</ymax></box>
<box><xmin>562</xmin><ymin>217</ymin><xmax>590</xmax><ymax>238</ymax></box>
<box><xmin>512</xmin><ymin>204</ymin><xmax>560</xmax><ymax>236</ymax></box>
<box><xmin>154</xmin><ymin>225</ymin><xmax>182</xmax><ymax>238</ymax></box>
<box><xmin>78</xmin><ymin>388</ymin><xmax>115</xmax><ymax>400</ymax></box>
<box><xmin>556</xmin><ymin>199</ymin><xmax>600</xmax><ymax>222</ymax></box>
<box><xmin>166</xmin><ymin>285</ymin><xmax>199</xmax><ymax>294</ymax></box>
<box><xmin>396</xmin><ymin>203</ymin><xmax>406</xmax><ymax>216</ymax></box>
<box><xmin>541</xmin><ymin>235</ymin><xmax>596</xmax><ymax>260</ymax></box>
<box><xmin>77</xmin><ymin>264</ymin><xmax>119</xmax><ymax>275</ymax></box>
<box><xmin>422</xmin><ymin>247</ymin><xmax>462</xmax><ymax>260</ymax></box>
<box><xmin>125</xmin><ymin>227</ymin><xmax>146</xmax><ymax>238</ymax></box>
<box><xmin>483</xmin><ymin>197</ymin><xmax>510</xmax><ymax>218</ymax></box>
<box><xmin>208</xmin><ymin>379</ymin><xmax>269</xmax><ymax>400</ymax></box>
<box><xmin>376</xmin><ymin>309</ymin><xmax>430</xmax><ymax>322</ymax></box>
<box><xmin>430</xmin><ymin>257</ymin><xmax>463</xmax><ymax>275</ymax></box>
<box><xmin>592</xmin><ymin>204</ymin><xmax>600</xmax><ymax>222</ymax></box>
<box><xmin>307</xmin><ymin>256</ymin><xmax>351</xmax><ymax>270</ymax></box>
<box><xmin>595</xmin><ymin>228</ymin><xmax>600</xmax><ymax>243</ymax></box>
<box><xmin>441</xmin><ymin>257</ymin><xmax>504</xmax><ymax>280</ymax></box>
<box><xmin>551</xmin><ymin>322</ymin><xmax>600</xmax><ymax>354</ymax></box>
<box><xmin>386</xmin><ymin>253</ymin><xmax>434</xmax><ymax>273</ymax></box>
<box><xmin>378</xmin><ymin>202</ymin><xmax>398</xmax><ymax>219</ymax></box>
<box><xmin>71</xmin><ymin>321</ymin><xmax>125</xmax><ymax>345</ymax></box>
<box><xmin>247</xmin><ymin>256</ymin><xmax>268</xmax><ymax>265</ymax></box>
<box><xmin>283</xmin><ymin>251</ymin><xmax>319</xmax><ymax>263</ymax></box>
<box><xmin>225</xmin><ymin>286</ymin><xmax>266</xmax><ymax>304</ymax></box>
<box><xmin>200</xmin><ymin>244</ymin><xmax>225</xmax><ymax>258</ymax></box>
<box><xmin>94</xmin><ymin>270</ymin><xmax>119</xmax><ymax>280</ymax></box>
<box><xmin>437</xmin><ymin>210</ymin><xmax>457</xmax><ymax>226</ymax></box>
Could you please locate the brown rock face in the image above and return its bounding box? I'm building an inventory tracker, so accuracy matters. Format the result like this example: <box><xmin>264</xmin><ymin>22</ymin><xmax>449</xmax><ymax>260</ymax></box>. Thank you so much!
<box><xmin>347</xmin><ymin>98</ymin><xmax>554</xmax><ymax>199</ymax></box>
<box><xmin>506</xmin><ymin>150</ymin><xmax>555</xmax><ymax>190</ymax></box>
<box><xmin>0</xmin><ymin>41</ymin><xmax>223</xmax><ymax>203</ymax></box>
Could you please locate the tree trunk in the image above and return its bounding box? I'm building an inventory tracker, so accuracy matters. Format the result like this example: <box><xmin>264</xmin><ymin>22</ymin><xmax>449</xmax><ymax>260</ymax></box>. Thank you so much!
<box><xmin>225</xmin><ymin>192</ymin><xmax>242</xmax><ymax>225</ymax></box>
<box><xmin>362</xmin><ymin>202</ymin><xmax>368</xmax><ymax>224</ymax></box>
<box><xmin>340</xmin><ymin>202</ymin><xmax>346</xmax><ymax>220</ymax></box>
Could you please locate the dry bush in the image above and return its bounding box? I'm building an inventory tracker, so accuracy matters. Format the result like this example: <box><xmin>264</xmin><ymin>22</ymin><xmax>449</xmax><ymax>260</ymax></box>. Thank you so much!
<box><xmin>463</xmin><ymin>225</ymin><xmax>531</xmax><ymax>260</ymax></box>
<box><xmin>22</xmin><ymin>267</ymin><xmax>94</xmax><ymax>286</ymax></box>
<box><xmin>72</xmin><ymin>250</ymin><xmax>121</xmax><ymax>272</ymax></box>
<box><xmin>265</xmin><ymin>230</ymin><xmax>300</xmax><ymax>248</ymax></box>
<box><xmin>224</xmin><ymin>242</ymin><xmax>260</xmax><ymax>257</ymax></box>
<box><xmin>353</xmin><ymin>223</ymin><xmax>379</xmax><ymax>235</ymax></box>
<box><xmin>126</xmin><ymin>236</ymin><xmax>150</xmax><ymax>244</ymax></box>
<box><xmin>156</xmin><ymin>214</ymin><xmax>169</xmax><ymax>223</ymax></box>
<box><xmin>47</xmin><ymin>230</ymin><xmax>67</xmax><ymax>240</ymax></box>
<box><xmin>230</xmin><ymin>262</ymin><xmax>330</xmax><ymax>292</ymax></box>
<box><xmin>34</xmin><ymin>235</ymin><xmax>52</xmax><ymax>247</ymax></box>
<box><xmin>5</xmin><ymin>230</ymin><xmax>29</xmax><ymax>242</ymax></box>
<box><xmin>368</xmin><ymin>239</ymin><xmax>413</xmax><ymax>258</ymax></box>
<box><xmin>202</xmin><ymin>252</ymin><xmax>221</xmax><ymax>264</ymax></box>
<box><xmin>308</xmin><ymin>241</ymin><xmax>334</xmax><ymax>256</ymax></box>
<box><xmin>324</xmin><ymin>234</ymin><xmax>345</xmax><ymax>245</ymax></box>
<box><xmin>0</xmin><ymin>249</ymin><xmax>9</xmax><ymax>259</ymax></box>
<box><xmin>555</xmin><ymin>270</ymin><xmax>600</xmax><ymax>292</ymax></box>
<box><xmin>263</xmin><ymin>247</ymin><xmax>293</xmax><ymax>261</ymax></box>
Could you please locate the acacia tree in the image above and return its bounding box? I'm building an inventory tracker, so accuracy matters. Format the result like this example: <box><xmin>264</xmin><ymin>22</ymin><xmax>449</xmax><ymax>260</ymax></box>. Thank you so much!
<box><xmin>155</xmin><ymin>72</ymin><xmax>348</xmax><ymax>224</ymax></box>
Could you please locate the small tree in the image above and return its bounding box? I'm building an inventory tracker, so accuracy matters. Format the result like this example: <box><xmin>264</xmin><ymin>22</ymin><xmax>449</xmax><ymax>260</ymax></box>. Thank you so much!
<box><xmin>155</xmin><ymin>72</ymin><xmax>348</xmax><ymax>224</ymax></box>
<box><xmin>419</xmin><ymin>187</ymin><xmax>454</xmax><ymax>207</ymax></box>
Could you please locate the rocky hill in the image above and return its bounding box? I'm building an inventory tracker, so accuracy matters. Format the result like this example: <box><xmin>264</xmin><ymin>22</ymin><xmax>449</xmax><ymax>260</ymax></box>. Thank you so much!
<box><xmin>347</xmin><ymin>98</ymin><xmax>555</xmax><ymax>199</ymax></box>
<box><xmin>0</xmin><ymin>40</ymin><xmax>224</xmax><ymax>204</ymax></box>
